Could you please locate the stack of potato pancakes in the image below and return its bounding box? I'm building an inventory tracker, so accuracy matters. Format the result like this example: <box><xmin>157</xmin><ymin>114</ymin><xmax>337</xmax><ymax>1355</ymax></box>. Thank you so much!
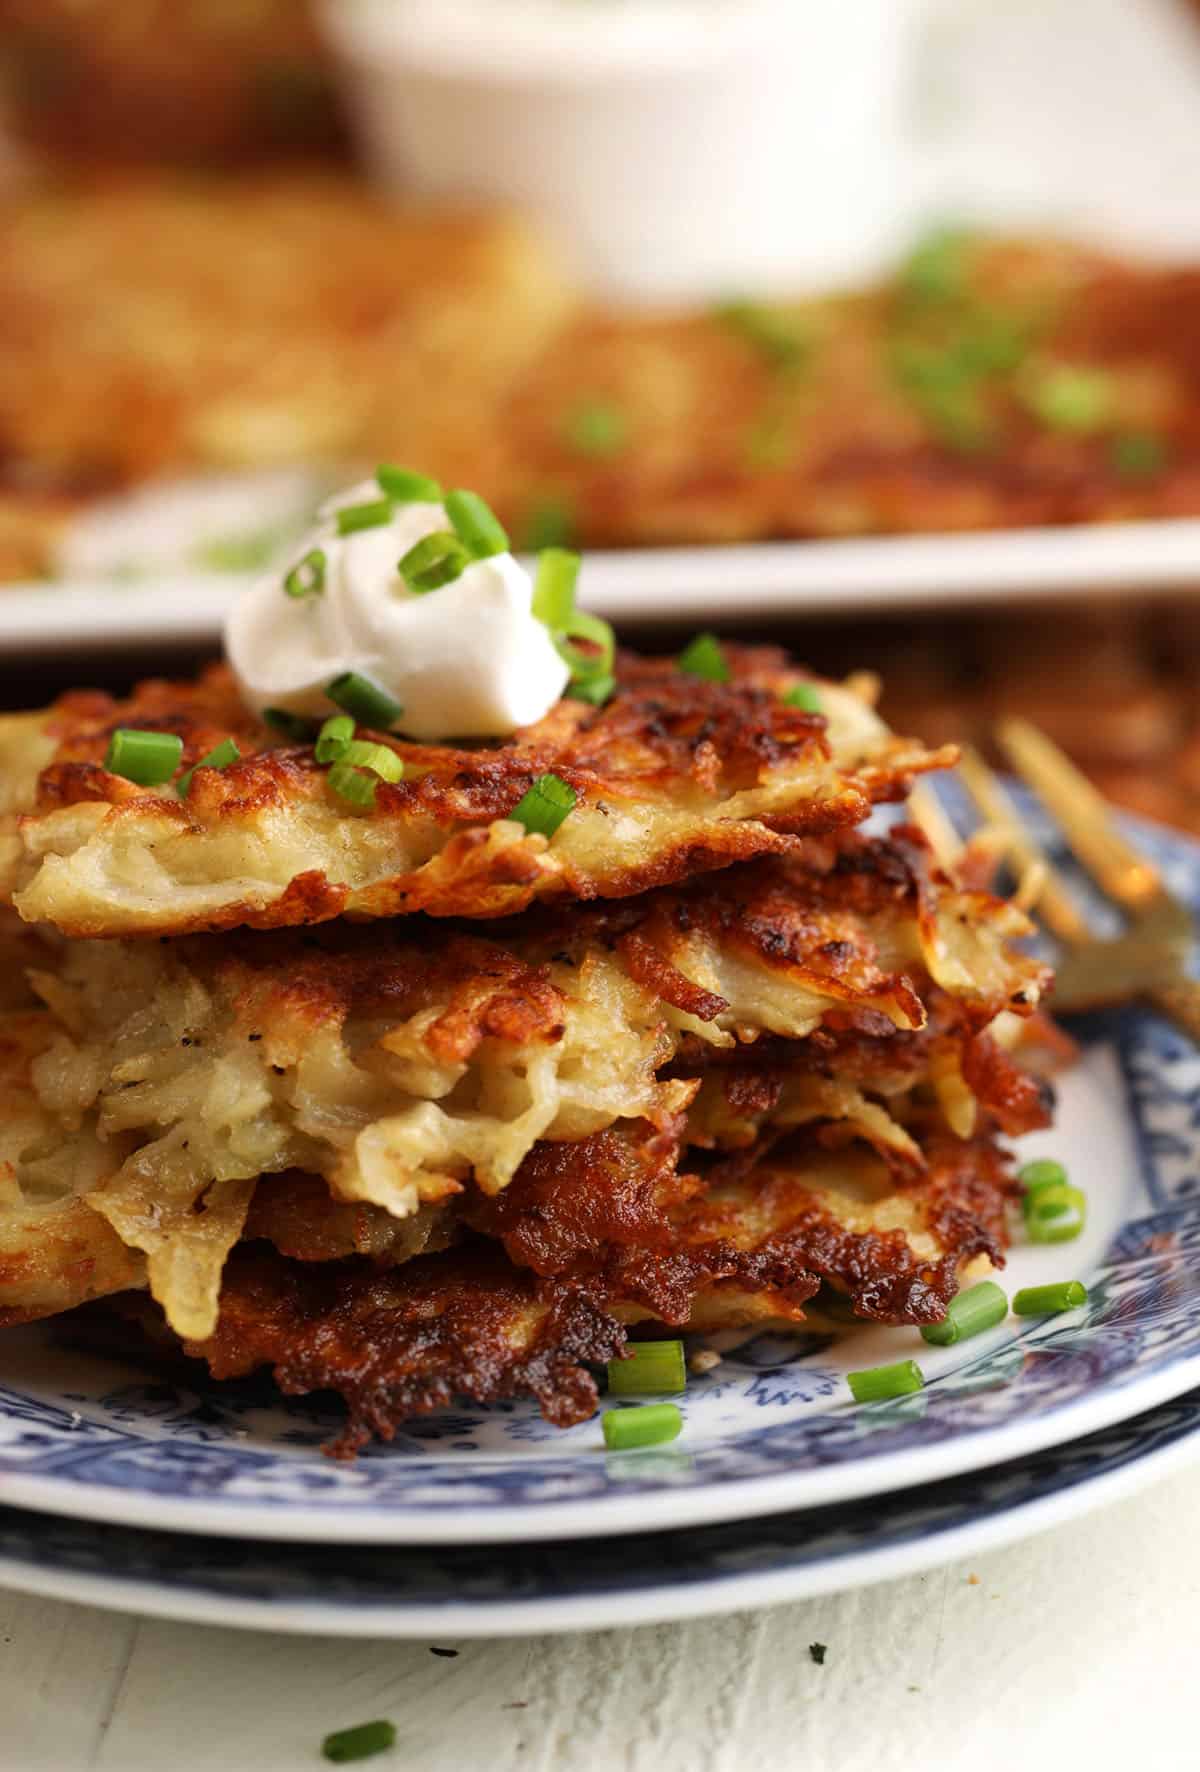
<box><xmin>0</xmin><ymin>644</ymin><xmax>1051</xmax><ymax>1454</ymax></box>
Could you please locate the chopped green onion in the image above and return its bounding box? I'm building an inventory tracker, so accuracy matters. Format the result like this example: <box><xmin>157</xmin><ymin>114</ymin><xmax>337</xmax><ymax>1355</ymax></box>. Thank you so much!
<box><xmin>567</xmin><ymin>673</ymin><xmax>616</xmax><ymax>707</ymax></box>
<box><xmin>375</xmin><ymin>464</ymin><xmax>442</xmax><ymax>503</ymax></box>
<box><xmin>315</xmin><ymin>713</ymin><xmax>356</xmax><ymax>763</ymax></box>
<box><xmin>607</xmin><ymin>1340</ymin><xmax>686</xmax><ymax>1397</ymax></box>
<box><xmin>714</xmin><ymin>300</ymin><xmax>808</xmax><ymax>371</ymax></box>
<box><xmin>178</xmin><ymin>737</ymin><xmax>240</xmax><ymax>798</ymax></box>
<box><xmin>602</xmin><ymin>1403</ymin><xmax>683</xmax><ymax>1451</ymax></box>
<box><xmin>509</xmin><ymin>772</ymin><xmax>577</xmax><ymax>839</ymax></box>
<box><xmin>1025</xmin><ymin>1182</ymin><xmax>1087</xmax><ymax>1243</ymax></box>
<box><xmin>263</xmin><ymin>707</ymin><xmax>316</xmax><ymax>741</ymax></box>
<box><xmin>321</xmin><ymin>1719</ymin><xmax>397</xmax><ymax>1763</ymax></box>
<box><xmin>283</xmin><ymin>547</ymin><xmax>326</xmax><ymax>599</ymax></box>
<box><xmin>556</xmin><ymin>608</ymin><xmax>616</xmax><ymax>686</ymax></box>
<box><xmin>445</xmin><ymin>488</ymin><xmax>509</xmax><ymax>559</ymax></box>
<box><xmin>340</xmin><ymin>740</ymin><xmax>403</xmax><ymax>783</ymax></box>
<box><xmin>103</xmin><ymin>728</ymin><xmax>183</xmax><ymax>787</ymax></box>
<box><xmin>783</xmin><ymin>682</ymin><xmax>823</xmax><ymax>712</ymax></box>
<box><xmin>847</xmin><ymin>1359</ymin><xmax>924</xmax><ymax>1403</ymax></box>
<box><xmin>1025</xmin><ymin>366</ymin><xmax>1113</xmax><ymax>434</ymax></box>
<box><xmin>1018</xmin><ymin>1158</ymin><xmax>1068</xmax><ymax>1197</ymax></box>
<box><xmin>898</xmin><ymin>227</ymin><xmax>973</xmax><ymax>305</ymax></box>
<box><xmin>328</xmin><ymin>760</ymin><xmax>379</xmax><ymax>808</ymax></box>
<box><xmin>678</xmin><ymin>632</ymin><xmax>730</xmax><ymax>682</ymax></box>
<box><xmin>398</xmin><ymin>530</ymin><xmax>471</xmax><ymax>595</ymax></box>
<box><xmin>1012</xmin><ymin>1280</ymin><xmax>1088</xmax><ymax>1317</ymax></box>
<box><xmin>327</xmin><ymin>672</ymin><xmax>403</xmax><ymax>730</ymax></box>
<box><xmin>1110</xmin><ymin>432</ymin><xmax>1166</xmax><ymax>479</ymax></box>
<box><xmin>920</xmin><ymin>1280</ymin><xmax>1008</xmax><ymax>1347</ymax></box>
<box><xmin>532</xmin><ymin>547</ymin><xmax>581</xmax><ymax>629</ymax></box>
<box><xmin>335</xmin><ymin>497</ymin><xmax>394</xmax><ymax>536</ymax></box>
<box><xmin>521</xmin><ymin>497</ymin><xmax>575</xmax><ymax>551</ymax></box>
<box><xmin>564</xmin><ymin>401</ymin><xmax>628</xmax><ymax>458</ymax></box>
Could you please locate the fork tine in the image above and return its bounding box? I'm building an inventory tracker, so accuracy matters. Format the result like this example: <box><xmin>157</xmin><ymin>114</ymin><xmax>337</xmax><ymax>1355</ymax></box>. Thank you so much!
<box><xmin>956</xmin><ymin>746</ymin><xmax>1093</xmax><ymax>944</ymax></box>
<box><xmin>996</xmin><ymin>718</ymin><xmax>1163</xmax><ymax>911</ymax></box>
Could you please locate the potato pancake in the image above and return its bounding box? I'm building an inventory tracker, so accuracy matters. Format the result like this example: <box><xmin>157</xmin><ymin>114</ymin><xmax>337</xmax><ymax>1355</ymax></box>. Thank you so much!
<box><xmin>3</xmin><ymin>650</ymin><xmax>953</xmax><ymax>938</ymax></box>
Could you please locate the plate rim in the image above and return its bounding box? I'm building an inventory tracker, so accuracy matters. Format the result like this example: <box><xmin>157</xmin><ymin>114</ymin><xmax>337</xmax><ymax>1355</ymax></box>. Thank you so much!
<box><xmin>0</xmin><ymin>1406</ymin><xmax>1195</xmax><ymax>1638</ymax></box>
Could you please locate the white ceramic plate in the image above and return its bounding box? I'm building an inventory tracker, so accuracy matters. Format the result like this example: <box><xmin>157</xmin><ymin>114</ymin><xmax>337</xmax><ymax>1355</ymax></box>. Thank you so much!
<box><xmin>0</xmin><ymin>1387</ymin><xmax>1194</xmax><ymax>1637</ymax></box>
<box><xmin>2</xmin><ymin>806</ymin><xmax>1200</xmax><ymax>1547</ymax></box>
<box><xmin>7</xmin><ymin>518</ymin><xmax>1200</xmax><ymax>655</ymax></box>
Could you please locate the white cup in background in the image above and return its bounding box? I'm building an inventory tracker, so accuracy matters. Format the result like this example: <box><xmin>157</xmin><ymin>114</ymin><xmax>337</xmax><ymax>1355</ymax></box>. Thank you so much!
<box><xmin>320</xmin><ymin>0</ymin><xmax>920</xmax><ymax>303</ymax></box>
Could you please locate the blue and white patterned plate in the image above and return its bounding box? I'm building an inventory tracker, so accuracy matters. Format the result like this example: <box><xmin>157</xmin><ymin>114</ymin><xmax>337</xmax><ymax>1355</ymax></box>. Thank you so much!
<box><xmin>0</xmin><ymin>1386</ymin><xmax>1196</xmax><ymax>1636</ymax></box>
<box><xmin>0</xmin><ymin>808</ymin><xmax>1199</xmax><ymax>1547</ymax></box>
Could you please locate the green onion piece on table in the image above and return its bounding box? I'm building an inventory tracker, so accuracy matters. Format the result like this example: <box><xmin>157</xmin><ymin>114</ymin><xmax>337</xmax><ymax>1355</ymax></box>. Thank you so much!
<box><xmin>607</xmin><ymin>1341</ymin><xmax>687</xmax><ymax>1397</ymax></box>
<box><xmin>283</xmin><ymin>547</ymin><xmax>326</xmax><ymax>599</ymax></box>
<box><xmin>1025</xmin><ymin>1183</ymin><xmax>1087</xmax><ymax>1243</ymax></box>
<box><xmin>315</xmin><ymin>713</ymin><xmax>356</xmax><ymax>763</ymax></box>
<box><xmin>178</xmin><ymin>737</ymin><xmax>240</xmax><ymax>798</ymax></box>
<box><xmin>847</xmin><ymin>1359</ymin><xmax>924</xmax><ymax>1404</ymax></box>
<box><xmin>783</xmin><ymin>682</ymin><xmax>823</xmax><ymax>712</ymax></box>
<box><xmin>321</xmin><ymin>1719</ymin><xmax>398</xmax><ymax>1764</ymax></box>
<box><xmin>398</xmin><ymin>531</ymin><xmax>471</xmax><ymax>595</ymax></box>
<box><xmin>445</xmin><ymin>488</ymin><xmax>509</xmax><ymax>559</ymax></box>
<box><xmin>920</xmin><ymin>1280</ymin><xmax>1008</xmax><ymax>1347</ymax></box>
<box><xmin>532</xmin><ymin>547</ymin><xmax>581</xmax><ymax>629</ymax></box>
<box><xmin>678</xmin><ymin>632</ymin><xmax>730</xmax><ymax>682</ymax></box>
<box><xmin>1012</xmin><ymin>1281</ymin><xmax>1088</xmax><ymax>1316</ymax></box>
<box><xmin>376</xmin><ymin>464</ymin><xmax>442</xmax><ymax>503</ymax></box>
<box><xmin>326</xmin><ymin>673</ymin><xmax>403</xmax><ymax>730</ymax></box>
<box><xmin>602</xmin><ymin>1403</ymin><xmax>683</xmax><ymax>1451</ymax></box>
<box><xmin>103</xmin><ymin>729</ymin><xmax>184</xmax><ymax>787</ymax></box>
<box><xmin>509</xmin><ymin>772</ymin><xmax>577</xmax><ymax>838</ymax></box>
<box><xmin>335</xmin><ymin>498</ymin><xmax>394</xmax><ymax>536</ymax></box>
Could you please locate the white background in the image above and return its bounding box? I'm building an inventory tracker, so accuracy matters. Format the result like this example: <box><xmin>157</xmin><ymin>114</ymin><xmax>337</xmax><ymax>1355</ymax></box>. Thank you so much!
<box><xmin>3</xmin><ymin>1463</ymin><xmax>1197</xmax><ymax>1771</ymax></box>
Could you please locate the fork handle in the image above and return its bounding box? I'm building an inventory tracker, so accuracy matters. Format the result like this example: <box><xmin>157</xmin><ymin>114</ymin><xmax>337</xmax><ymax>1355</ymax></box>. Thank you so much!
<box><xmin>1149</xmin><ymin>980</ymin><xmax>1200</xmax><ymax>1045</ymax></box>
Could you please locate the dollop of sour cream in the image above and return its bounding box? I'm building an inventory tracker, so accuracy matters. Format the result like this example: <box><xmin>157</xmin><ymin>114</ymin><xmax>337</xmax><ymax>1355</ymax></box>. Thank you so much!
<box><xmin>225</xmin><ymin>480</ymin><xmax>569</xmax><ymax>741</ymax></box>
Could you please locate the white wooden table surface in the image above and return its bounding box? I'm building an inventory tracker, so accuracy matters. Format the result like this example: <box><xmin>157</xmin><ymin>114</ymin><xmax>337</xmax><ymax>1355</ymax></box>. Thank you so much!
<box><xmin>2</xmin><ymin>1462</ymin><xmax>1196</xmax><ymax>1772</ymax></box>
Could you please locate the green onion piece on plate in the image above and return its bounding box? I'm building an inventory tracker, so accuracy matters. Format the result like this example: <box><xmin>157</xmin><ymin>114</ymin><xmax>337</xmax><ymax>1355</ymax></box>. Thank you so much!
<box><xmin>445</xmin><ymin>488</ymin><xmax>509</xmax><ymax>559</ymax></box>
<box><xmin>315</xmin><ymin>713</ymin><xmax>356</xmax><ymax>763</ymax></box>
<box><xmin>321</xmin><ymin>1719</ymin><xmax>397</xmax><ymax>1764</ymax></box>
<box><xmin>564</xmin><ymin>400</ymin><xmax>628</xmax><ymax>458</ymax></box>
<box><xmin>920</xmin><ymin>1280</ymin><xmax>1008</xmax><ymax>1347</ymax></box>
<box><xmin>1012</xmin><ymin>1280</ymin><xmax>1088</xmax><ymax>1317</ymax></box>
<box><xmin>1025</xmin><ymin>366</ymin><xmax>1113</xmax><ymax>434</ymax></box>
<box><xmin>602</xmin><ymin>1403</ymin><xmax>683</xmax><ymax>1451</ymax></box>
<box><xmin>567</xmin><ymin>673</ymin><xmax>616</xmax><ymax>708</ymax></box>
<box><xmin>103</xmin><ymin>728</ymin><xmax>184</xmax><ymax>787</ymax></box>
<box><xmin>376</xmin><ymin>464</ymin><xmax>442</xmax><ymax>503</ymax></box>
<box><xmin>897</xmin><ymin>227</ymin><xmax>973</xmax><ymax>305</ymax></box>
<box><xmin>263</xmin><ymin>707</ymin><xmax>316</xmax><ymax>742</ymax></box>
<box><xmin>556</xmin><ymin>608</ymin><xmax>616</xmax><ymax>686</ymax></box>
<box><xmin>398</xmin><ymin>530</ymin><xmax>471</xmax><ymax>595</ymax></box>
<box><xmin>521</xmin><ymin>497</ymin><xmax>575</xmax><ymax>552</ymax></box>
<box><xmin>283</xmin><ymin>547</ymin><xmax>326</xmax><ymax>599</ymax></box>
<box><xmin>847</xmin><ymin>1359</ymin><xmax>924</xmax><ymax>1404</ymax></box>
<box><xmin>1110</xmin><ymin>432</ymin><xmax>1166</xmax><ymax>479</ymax></box>
<box><xmin>327</xmin><ymin>673</ymin><xmax>403</xmax><ymax>730</ymax></box>
<box><xmin>783</xmin><ymin>682</ymin><xmax>823</xmax><ymax>712</ymax></box>
<box><xmin>335</xmin><ymin>497</ymin><xmax>394</xmax><ymax>536</ymax></box>
<box><xmin>1025</xmin><ymin>1183</ymin><xmax>1087</xmax><ymax>1243</ymax></box>
<box><xmin>714</xmin><ymin>301</ymin><xmax>808</xmax><ymax>371</ymax></box>
<box><xmin>532</xmin><ymin>547</ymin><xmax>581</xmax><ymax>629</ymax></box>
<box><xmin>178</xmin><ymin>737</ymin><xmax>240</xmax><ymax>798</ymax></box>
<box><xmin>1018</xmin><ymin>1158</ymin><xmax>1069</xmax><ymax>1198</ymax></box>
<box><xmin>607</xmin><ymin>1340</ymin><xmax>687</xmax><ymax>1397</ymax></box>
<box><xmin>509</xmin><ymin>772</ymin><xmax>577</xmax><ymax>838</ymax></box>
<box><xmin>339</xmin><ymin>740</ymin><xmax>403</xmax><ymax>784</ymax></box>
<box><xmin>678</xmin><ymin>632</ymin><xmax>730</xmax><ymax>682</ymax></box>
<box><xmin>328</xmin><ymin>760</ymin><xmax>379</xmax><ymax>808</ymax></box>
